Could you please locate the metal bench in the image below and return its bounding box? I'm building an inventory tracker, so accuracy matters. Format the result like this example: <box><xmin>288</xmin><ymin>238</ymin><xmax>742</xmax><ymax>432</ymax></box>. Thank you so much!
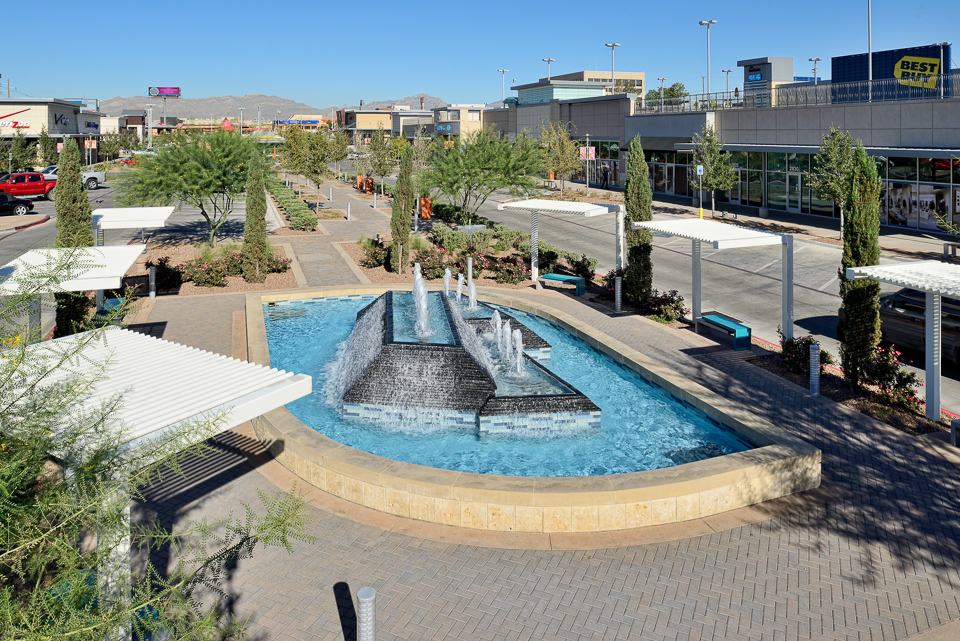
<box><xmin>539</xmin><ymin>273</ymin><xmax>585</xmax><ymax>296</ymax></box>
<box><xmin>696</xmin><ymin>311</ymin><xmax>752</xmax><ymax>351</ymax></box>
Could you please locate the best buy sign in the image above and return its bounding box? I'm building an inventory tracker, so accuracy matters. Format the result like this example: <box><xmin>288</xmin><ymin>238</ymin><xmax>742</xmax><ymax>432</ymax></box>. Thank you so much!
<box><xmin>894</xmin><ymin>56</ymin><xmax>940</xmax><ymax>88</ymax></box>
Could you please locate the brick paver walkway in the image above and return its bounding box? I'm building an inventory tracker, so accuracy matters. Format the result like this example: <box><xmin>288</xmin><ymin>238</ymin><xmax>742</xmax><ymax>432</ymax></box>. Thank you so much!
<box><xmin>132</xmin><ymin>178</ymin><xmax>960</xmax><ymax>641</ymax></box>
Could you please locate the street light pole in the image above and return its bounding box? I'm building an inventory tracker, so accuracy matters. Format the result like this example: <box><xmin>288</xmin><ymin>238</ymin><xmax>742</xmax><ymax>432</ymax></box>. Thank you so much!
<box><xmin>809</xmin><ymin>58</ymin><xmax>821</xmax><ymax>86</ymax></box>
<box><xmin>257</xmin><ymin>103</ymin><xmax>262</xmax><ymax>133</ymax></box>
<box><xmin>238</xmin><ymin>108</ymin><xmax>244</xmax><ymax>134</ymax></box>
<box><xmin>722</xmin><ymin>69</ymin><xmax>733</xmax><ymax>107</ymax></box>
<box><xmin>658</xmin><ymin>77</ymin><xmax>666</xmax><ymax>109</ymax></box>
<box><xmin>868</xmin><ymin>0</ymin><xmax>872</xmax><ymax>101</ymax></box>
<box><xmin>605</xmin><ymin>43</ymin><xmax>620</xmax><ymax>92</ymax></box>
<box><xmin>542</xmin><ymin>58</ymin><xmax>555</xmax><ymax>81</ymax></box>
<box><xmin>145</xmin><ymin>104</ymin><xmax>154</xmax><ymax>148</ymax></box>
<box><xmin>498</xmin><ymin>69</ymin><xmax>509</xmax><ymax>102</ymax></box>
<box><xmin>698</xmin><ymin>20</ymin><xmax>717</xmax><ymax>96</ymax></box>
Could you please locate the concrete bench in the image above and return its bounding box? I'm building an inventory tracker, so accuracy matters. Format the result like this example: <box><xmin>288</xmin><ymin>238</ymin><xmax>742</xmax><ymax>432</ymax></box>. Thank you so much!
<box><xmin>539</xmin><ymin>273</ymin><xmax>585</xmax><ymax>296</ymax></box>
<box><xmin>944</xmin><ymin>242</ymin><xmax>960</xmax><ymax>259</ymax></box>
<box><xmin>697</xmin><ymin>312</ymin><xmax>752</xmax><ymax>351</ymax></box>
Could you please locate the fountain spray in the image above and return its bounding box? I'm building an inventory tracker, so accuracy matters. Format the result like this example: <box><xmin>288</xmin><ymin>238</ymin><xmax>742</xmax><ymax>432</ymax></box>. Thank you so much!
<box><xmin>513</xmin><ymin>329</ymin><xmax>524</xmax><ymax>375</ymax></box>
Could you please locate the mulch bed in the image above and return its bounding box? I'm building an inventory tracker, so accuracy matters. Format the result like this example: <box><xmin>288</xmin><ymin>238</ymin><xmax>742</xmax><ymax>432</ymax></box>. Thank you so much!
<box><xmin>747</xmin><ymin>342</ymin><xmax>950</xmax><ymax>436</ymax></box>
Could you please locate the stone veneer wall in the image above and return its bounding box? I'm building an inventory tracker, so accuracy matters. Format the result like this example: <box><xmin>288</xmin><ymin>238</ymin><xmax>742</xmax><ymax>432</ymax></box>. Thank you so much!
<box><xmin>248</xmin><ymin>286</ymin><xmax>821</xmax><ymax>533</ymax></box>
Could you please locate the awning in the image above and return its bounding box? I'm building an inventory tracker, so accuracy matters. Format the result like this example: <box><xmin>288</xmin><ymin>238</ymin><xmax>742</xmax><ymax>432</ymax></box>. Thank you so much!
<box><xmin>92</xmin><ymin>206</ymin><xmax>175</xmax><ymax>230</ymax></box>
<box><xmin>498</xmin><ymin>199</ymin><xmax>622</xmax><ymax>218</ymax></box>
<box><xmin>0</xmin><ymin>245</ymin><xmax>145</xmax><ymax>294</ymax></box>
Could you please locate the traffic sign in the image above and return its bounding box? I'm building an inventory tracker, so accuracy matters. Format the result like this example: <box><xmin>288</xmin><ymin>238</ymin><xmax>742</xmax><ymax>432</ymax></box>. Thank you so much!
<box><xmin>697</xmin><ymin>165</ymin><xmax>704</xmax><ymax>175</ymax></box>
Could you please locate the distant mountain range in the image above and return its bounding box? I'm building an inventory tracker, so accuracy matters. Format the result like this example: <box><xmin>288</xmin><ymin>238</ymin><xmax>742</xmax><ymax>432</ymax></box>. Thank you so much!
<box><xmin>98</xmin><ymin>93</ymin><xmax>455</xmax><ymax>120</ymax></box>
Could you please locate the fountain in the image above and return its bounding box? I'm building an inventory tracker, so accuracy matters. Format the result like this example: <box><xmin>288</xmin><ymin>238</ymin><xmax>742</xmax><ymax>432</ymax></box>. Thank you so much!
<box><xmin>490</xmin><ymin>310</ymin><xmax>502</xmax><ymax>352</ymax></box>
<box><xmin>412</xmin><ymin>264</ymin><xmax>431</xmax><ymax>338</ymax></box>
<box><xmin>467</xmin><ymin>281</ymin><xmax>477</xmax><ymax>310</ymax></box>
<box><xmin>513</xmin><ymin>329</ymin><xmax>524</xmax><ymax>375</ymax></box>
<box><xmin>456</xmin><ymin>274</ymin><xmax>464</xmax><ymax>303</ymax></box>
<box><xmin>443</xmin><ymin>268</ymin><xmax>451</xmax><ymax>297</ymax></box>
<box><xmin>501</xmin><ymin>320</ymin><xmax>511</xmax><ymax>359</ymax></box>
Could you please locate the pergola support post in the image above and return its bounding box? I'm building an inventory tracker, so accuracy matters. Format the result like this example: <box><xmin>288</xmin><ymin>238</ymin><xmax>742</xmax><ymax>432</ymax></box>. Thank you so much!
<box><xmin>692</xmin><ymin>239</ymin><xmax>702</xmax><ymax>321</ymax></box>
<box><xmin>96</xmin><ymin>289</ymin><xmax>104</xmax><ymax>312</ymax></box>
<box><xmin>98</xmin><ymin>483</ymin><xmax>132</xmax><ymax>641</ymax></box>
<box><xmin>782</xmin><ymin>235</ymin><xmax>794</xmax><ymax>340</ymax></box>
<box><xmin>531</xmin><ymin>211</ymin><xmax>540</xmax><ymax>285</ymax></box>
<box><xmin>926</xmin><ymin>291</ymin><xmax>942</xmax><ymax>421</ymax></box>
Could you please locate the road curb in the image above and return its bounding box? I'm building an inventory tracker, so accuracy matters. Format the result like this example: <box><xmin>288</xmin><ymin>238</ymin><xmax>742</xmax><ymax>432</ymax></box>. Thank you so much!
<box><xmin>0</xmin><ymin>215</ymin><xmax>51</xmax><ymax>242</ymax></box>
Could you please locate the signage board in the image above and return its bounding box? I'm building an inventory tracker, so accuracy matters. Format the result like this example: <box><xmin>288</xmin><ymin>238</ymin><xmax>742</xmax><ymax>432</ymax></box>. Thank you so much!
<box><xmin>56</xmin><ymin>143</ymin><xmax>63</xmax><ymax>153</ymax></box>
<box><xmin>84</xmin><ymin>139</ymin><xmax>98</xmax><ymax>149</ymax></box>
<box><xmin>696</xmin><ymin>165</ymin><xmax>704</xmax><ymax>176</ymax></box>
<box><xmin>831</xmin><ymin>44</ymin><xmax>950</xmax><ymax>101</ymax></box>
<box><xmin>148</xmin><ymin>87</ymin><xmax>181</xmax><ymax>98</ymax></box>
<box><xmin>746</xmin><ymin>73</ymin><xmax>762</xmax><ymax>82</ymax></box>
<box><xmin>579</xmin><ymin>146</ymin><xmax>596</xmax><ymax>160</ymax></box>
<box><xmin>434</xmin><ymin>122</ymin><xmax>460</xmax><ymax>135</ymax></box>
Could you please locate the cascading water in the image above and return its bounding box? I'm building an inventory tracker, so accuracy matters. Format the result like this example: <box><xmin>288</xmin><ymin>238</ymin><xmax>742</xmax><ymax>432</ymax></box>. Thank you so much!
<box><xmin>443</xmin><ymin>268</ymin><xmax>451</xmax><ymax>297</ymax></box>
<box><xmin>490</xmin><ymin>310</ymin><xmax>502</xmax><ymax>352</ymax></box>
<box><xmin>322</xmin><ymin>296</ymin><xmax>386</xmax><ymax>406</ymax></box>
<box><xmin>447</xmin><ymin>299</ymin><xmax>495</xmax><ymax>380</ymax></box>
<box><xmin>456</xmin><ymin>274</ymin><xmax>464</xmax><ymax>303</ymax></box>
<box><xmin>513</xmin><ymin>329</ymin><xmax>524</xmax><ymax>375</ymax></box>
<box><xmin>467</xmin><ymin>281</ymin><xmax>477</xmax><ymax>310</ymax></box>
<box><xmin>501</xmin><ymin>320</ymin><xmax>512</xmax><ymax>360</ymax></box>
<box><xmin>413</xmin><ymin>265</ymin><xmax>431</xmax><ymax>338</ymax></box>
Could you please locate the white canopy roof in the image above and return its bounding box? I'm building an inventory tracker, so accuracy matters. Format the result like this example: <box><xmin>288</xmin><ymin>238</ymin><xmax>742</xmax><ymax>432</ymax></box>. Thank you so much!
<box><xmin>498</xmin><ymin>199</ymin><xmax>621</xmax><ymax>218</ymax></box>
<box><xmin>0</xmin><ymin>245</ymin><xmax>145</xmax><ymax>294</ymax></box>
<box><xmin>39</xmin><ymin>327</ymin><xmax>311</xmax><ymax>447</ymax></box>
<box><xmin>632</xmin><ymin>219</ymin><xmax>786</xmax><ymax>249</ymax></box>
<box><xmin>92</xmin><ymin>206</ymin><xmax>175</xmax><ymax>230</ymax></box>
<box><xmin>846</xmin><ymin>261</ymin><xmax>960</xmax><ymax>298</ymax></box>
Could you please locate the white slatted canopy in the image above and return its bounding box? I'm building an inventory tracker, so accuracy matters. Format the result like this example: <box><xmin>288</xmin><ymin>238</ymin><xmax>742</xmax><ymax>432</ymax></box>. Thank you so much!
<box><xmin>92</xmin><ymin>206</ymin><xmax>175</xmax><ymax>230</ymax></box>
<box><xmin>38</xmin><ymin>327</ymin><xmax>312</xmax><ymax>448</ymax></box>
<box><xmin>632</xmin><ymin>218</ymin><xmax>795</xmax><ymax>340</ymax></box>
<box><xmin>846</xmin><ymin>260</ymin><xmax>958</xmax><ymax>420</ymax></box>
<box><xmin>498</xmin><ymin>199</ymin><xmax>621</xmax><ymax>218</ymax></box>
<box><xmin>0</xmin><ymin>245</ymin><xmax>146</xmax><ymax>294</ymax></box>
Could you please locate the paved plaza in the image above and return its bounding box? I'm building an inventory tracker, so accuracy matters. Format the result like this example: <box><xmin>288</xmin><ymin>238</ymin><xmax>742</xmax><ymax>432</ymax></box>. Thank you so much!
<box><xmin>119</xmin><ymin>178</ymin><xmax>960</xmax><ymax>640</ymax></box>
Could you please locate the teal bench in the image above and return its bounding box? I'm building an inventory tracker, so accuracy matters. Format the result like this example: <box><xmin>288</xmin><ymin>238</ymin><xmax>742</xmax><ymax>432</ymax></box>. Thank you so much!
<box><xmin>698</xmin><ymin>312</ymin><xmax>751</xmax><ymax>350</ymax></box>
<box><xmin>539</xmin><ymin>273</ymin><xmax>585</xmax><ymax>296</ymax></box>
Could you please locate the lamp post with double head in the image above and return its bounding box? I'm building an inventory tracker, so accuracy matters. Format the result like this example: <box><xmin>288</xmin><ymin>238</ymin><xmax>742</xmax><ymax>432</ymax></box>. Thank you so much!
<box><xmin>658</xmin><ymin>77</ymin><xmax>666</xmax><ymax>109</ymax></box>
<box><xmin>605</xmin><ymin>43</ymin><xmax>620</xmax><ymax>92</ymax></box>
<box><xmin>498</xmin><ymin>69</ymin><xmax>509</xmax><ymax>102</ymax></box>
<box><xmin>722</xmin><ymin>69</ymin><xmax>733</xmax><ymax>106</ymax></box>
<box><xmin>542</xmin><ymin>58</ymin><xmax>555</xmax><ymax>81</ymax></box>
<box><xmin>698</xmin><ymin>20</ymin><xmax>717</xmax><ymax>97</ymax></box>
<box><xmin>809</xmin><ymin>58</ymin><xmax>821</xmax><ymax>85</ymax></box>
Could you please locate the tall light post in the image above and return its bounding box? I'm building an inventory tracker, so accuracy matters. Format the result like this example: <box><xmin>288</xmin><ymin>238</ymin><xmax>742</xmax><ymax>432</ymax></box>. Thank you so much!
<box><xmin>542</xmin><ymin>58</ymin><xmax>555</xmax><ymax>81</ymax></box>
<box><xmin>722</xmin><ymin>69</ymin><xmax>733</xmax><ymax>94</ymax></box>
<box><xmin>658</xmin><ymin>77</ymin><xmax>666</xmax><ymax>109</ymax></box>
<box><xmin>605</xmin><ymin>43</ymin><xmax>620</xmax><ymax>91</ymax></box>
<box><xmin>698</xmin><ymin>20</ymin><xmax>717</xmax><ymax>96</ymax></box>
<box><xmin>238</xmin><ymin>107</ymin><xmax>244</xmax><ymax>134</ymax></box>
<box><xmin>145</xmin><ymin>103</ymin><xmax>154</xmax><ymax>148</ymax></box>
<box><xmin>497</xmin><ymin>69</ymin><xmax>509</xmax><ymax>102</ymax></box>
<box><xmin>809</xmin><ymin>58</ymin><xmax>821</xmax><ymax>86</ymax></box>
<box><xmin>585</xmin><ymin>133</ymin><xmax>590</xmax><ymax>197</ymax></box>
<box><xmin>277</xmin><ymin>109</ymin><xmax>281</xmax><ymax>132</ymax></box>
<box><xmin>257</xmin><ymin>103</ymin><xmax>262</xmax><ymax>132</ymax></box>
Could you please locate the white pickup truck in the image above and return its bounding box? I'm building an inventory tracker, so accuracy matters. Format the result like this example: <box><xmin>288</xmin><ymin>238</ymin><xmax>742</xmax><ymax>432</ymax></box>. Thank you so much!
<box><xmin>40</xmin><ymin>165</ymin><xmax>106</xmax><ymax>190</ymax></box>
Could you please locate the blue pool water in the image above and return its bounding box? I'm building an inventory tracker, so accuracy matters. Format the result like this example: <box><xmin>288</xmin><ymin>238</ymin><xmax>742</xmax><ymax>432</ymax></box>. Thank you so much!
<box><xmin>264</xmin><ymin>296</ymin><xmax>753</xmax><ymax>477</ymax></box>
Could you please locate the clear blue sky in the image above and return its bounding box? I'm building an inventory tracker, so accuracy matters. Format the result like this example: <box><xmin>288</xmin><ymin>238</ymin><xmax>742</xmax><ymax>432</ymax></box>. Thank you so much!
<box><xmin>6</xmin><ymin>0</ymin><xmax>955</xmax><ymax>108</ymax></box>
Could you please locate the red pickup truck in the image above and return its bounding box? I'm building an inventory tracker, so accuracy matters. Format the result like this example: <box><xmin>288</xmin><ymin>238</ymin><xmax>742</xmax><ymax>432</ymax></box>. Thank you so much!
<box><xmin>0</xmin><ymin>172</ymin><xmax>57</xmax><ymax>199</ymax></box>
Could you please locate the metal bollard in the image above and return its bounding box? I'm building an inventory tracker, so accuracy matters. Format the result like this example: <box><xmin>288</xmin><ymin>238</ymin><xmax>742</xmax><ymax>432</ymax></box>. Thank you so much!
<box><xmin>329</xmin><ymin>186</ymin><xmax>333</xmax><ymax>201</ymax></box>
<box><xmin>809</xmin><ymin>344</ymin><xmax>820</xmax><ymax>397</ymax></box>
<box><xmin>467</xmin><ymin>257</ymin><xmax>473</xmax><ymax>284</ymax></box>
<box><xmin>615</xmin><ymin>277</ymin><xmax>622</xmax><ymax>312</ymax></box>
<box><xmin>357</xmin><ymin>587</ymin><xmax>376</xmax><ymax>641</ymax></box>
<box><xmin>347</xmin><ymin>203</ymin><xmax>351</xmax><ymax>220</ymax></box>
<box><xmin>149</xmin><ymin>266</ymin><xmax>156</xmax><ymax>300</ymax></box>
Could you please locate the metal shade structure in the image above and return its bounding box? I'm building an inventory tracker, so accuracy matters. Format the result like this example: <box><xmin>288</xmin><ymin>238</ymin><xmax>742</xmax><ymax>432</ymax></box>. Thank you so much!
<box><xmin>632</xmin><ymin>218</ymin><xmax>795</xmax><ymax>339</ymax></box>
<box><xmin>846</xmin><ymin>260</ymin><xmax>960</xmax><ymax>420</ymax></box>
<box><xmin>0</xmin><ymin>245</ymin><xmax>146</xmax><ymax>294</ymax></box>
<box><xmin>498</xmin><ymin>199</ymin><xmax>626</xmax><ymax>282</ymax></box>
<box><xmin>92</xmin><ymin>206</ymin><xmax>175</xmax><ymax>230</ymax></box>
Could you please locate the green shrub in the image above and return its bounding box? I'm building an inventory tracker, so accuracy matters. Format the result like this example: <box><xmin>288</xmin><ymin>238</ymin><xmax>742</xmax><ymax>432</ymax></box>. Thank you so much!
<box><xmin>432</xmin><ymin>203</ymin><xmax>457</xmax><ymax>221</ymax></box>
<box><xmin>602</xmin><ymin>268</ymin><xmax>626</xmax><ymax>298</ymax></box>
<box><xmin>863</xmin><ymin>345</ymin><xmax>922</xmax><ymax>408</ymax></box>
<box><xmin>454</xmin><ymin>250</ymin><xmax>490</xmax><ymax>277</ymax></box>
<box><xmin>567</xmin><ymin>253</ymin><xmax>597</xmax><ymax>281</ymax></box>
<box><xmin>414</xmin><ymin>246</ymin><xmax>450</xmax><ymax>279</ymax></box>
<box><xmin>360</xmin><ymin>246</ymin><xmax>388</xmax><ymax>268</ymax></box>
<box><xmin>778</xmin><ymin>328</ymin><xmax>835</xmax><ymax>376</ymax></box>
<box><xmin>643</xmin><ymin>289</ymin><xmax>688</xmax><ymax>323</ymax></box>
<box><xmin>492</xmin><ymin>255</ymin><xmax>531</xmax><ymax>284</ymax></box>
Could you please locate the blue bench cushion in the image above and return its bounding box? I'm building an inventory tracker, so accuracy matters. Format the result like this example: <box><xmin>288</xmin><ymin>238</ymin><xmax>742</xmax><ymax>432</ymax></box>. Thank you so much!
<box><xmin>542</xmin><ymin>273</ymin><xmax>584</xmax><ymax>284</ymax></box>
<box><xmin>701</xmin><ymin>314</ymin><xmax>751</xmax><ymax>350</ymax></box>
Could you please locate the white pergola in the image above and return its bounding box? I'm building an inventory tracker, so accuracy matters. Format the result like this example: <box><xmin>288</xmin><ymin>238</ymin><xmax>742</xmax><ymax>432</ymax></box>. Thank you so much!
<box><xmin>498</xmin><ymin>199</ymin><xmax>626</xmax><ymax>281</ymax></box>
<box><xmin>0</xmin><ymin>245</ymin><xmax>146</xmax><ymax>338</ymax></box>
<box><xmin>27</xmin><ymin>326</ymin><xmax>312</xmax><ymax>627</ymax></box>
<box><xmin>92</xmin><ymin>206</ymin><xmax>175</xmax><ymax>246</ymax></box>
<box><xmin>632</xmin><ymin>219</ymin><xmax>795</xmax><ymax>339</ymax></box>
<box><xmin>846</xmin><ymin>260</ymin><xmax>960</xmax><ymax>421</ymax></box>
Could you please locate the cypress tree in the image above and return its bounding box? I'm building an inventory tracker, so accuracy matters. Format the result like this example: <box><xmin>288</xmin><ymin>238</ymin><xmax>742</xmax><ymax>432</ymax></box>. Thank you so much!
<box><xmin>623</xmin><ymin>135</ymin><xmax>653</xmax><ymax>303</ymax></box>
<box><xmin>38</xmin><ymin>127</ymin><xmax>58</xmax><ymax>166</ymax></box>
<box><xmin>390</xmin><ymin>146</ymin><xmax>413</xmax><ymax>273</ymax></box>
<box><xmin>241</xmin><ymin>152</ymin><xmax>269</xmax><ymax>283</ymax></box>
<box><xmin>53</xmin><ymin>138</ymin><xmax>94</xmax><ymax>338</ymax></box>
<box><xmin>837</xmin><ymin>142</ymin><xmax>882</xmax><ymax>386</ymax></box>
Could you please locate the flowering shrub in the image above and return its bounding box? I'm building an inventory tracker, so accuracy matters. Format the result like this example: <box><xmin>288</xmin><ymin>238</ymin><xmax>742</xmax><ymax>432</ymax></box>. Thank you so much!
<box><xmin>180</xmin><ymin>250</ymin><xmax>290</xmax><ymax>287</ymax></box>
<box><xmin>778</xmin><ymin>327</ymin><xmax>835</xmax><ymax>375</ymax></box>
<box><xmin>602</xmin><ymin>268</ymin><xmax>626</xmax><ymax>298</ymax></box>
<box><xmin>568</xmin><ymin>253</ymin><xmax>598</xmax><ymax>281</ymax></box>
<box><xmin>492</xmin><ymin>255</ymin><xmax>530</xmax><ymax>284</ymax></box>
<box><xmin>454</xmin><ymin>249</ymin><xmax>490</xmax><ymax>277</ymax></box>
<box><xmin>360</xmin><ymin>245</ymin><xmax>389</xmax><ymax>268</ymax></box>
<box><xmin>414</xmin><ymin>246</ymin><xmax>449</xmax><ymax>279</ymax></box>
<box><xmin>863</xmin><ymin>345</ymin><xmax>922</xmax><ymax>408</ymax></box>
<box><xmin>643</xmin><ymin>289</ymin><xmax>688</xmax><ymax>323</ymax></box>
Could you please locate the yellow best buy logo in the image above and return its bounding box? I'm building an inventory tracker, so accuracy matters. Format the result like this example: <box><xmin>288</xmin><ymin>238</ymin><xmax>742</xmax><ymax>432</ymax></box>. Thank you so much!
<box><xmin>894</xmin><ymin>56</ymin><xmax>940</xmax><ymax>88</ymax></box>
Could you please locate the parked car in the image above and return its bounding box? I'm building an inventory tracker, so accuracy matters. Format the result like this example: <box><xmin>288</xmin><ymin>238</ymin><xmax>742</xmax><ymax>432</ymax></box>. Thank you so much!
<box><xmin>0</xmin><ymin>192</ymin><xmax>33</xmax><ymax>216</ymax></box>
<box><xmin>40</xmin><ymin>165</ymin><xmax>105</xmax><ymax>190</ymax></box>
<box><xmin>118</xmin><ymin>158</ymin><xmax>136</xmax><ymax>166</ymax></box>
<box><xmin>0</xmin><ymin>172</ymin><xmax>57</xmax><ymax>199</ymax></box>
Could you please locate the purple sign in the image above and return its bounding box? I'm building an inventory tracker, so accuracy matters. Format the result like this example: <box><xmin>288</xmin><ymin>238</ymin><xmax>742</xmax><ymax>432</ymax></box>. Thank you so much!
<box><xmin>148</xmin><ymin>87</ymin><xmax>181</xmax><ymax>98</ymax></box>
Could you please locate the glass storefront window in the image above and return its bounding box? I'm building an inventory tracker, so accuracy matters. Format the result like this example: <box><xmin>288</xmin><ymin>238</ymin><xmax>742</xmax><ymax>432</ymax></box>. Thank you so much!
<box><xmin>730</xmin><ymin>151</ymin><xmax>747</xmax><ymax>168</ymax></box>
<box><xmin>918</xmin><ymin>184</ymin><xmax>949</xmax><ymax>230</ymax></box>
<box><xmin>786</xmin><ymin>153</ymin><xmax>808</xmax><ymax>173</ymax></box>
<box><xmin>953</xmin><ymin>159</ymin><xmax>960</xmax><ymax>185</ymax></box>
<box><xmin>919</xmin><ymin>158</ymin><xmax>935</xmax><ymax>183</ymax></box>
<box><xmin>768</xmin><ymin>153</ymin><xmax>787</xmax><ymax>172</ymax></box>
<box><xmin>676</xmin><ymin>151</ymin><xmax>690</xmax><ymax>166</ymax></box>
<box><xmin>654</xmin><ymin>165</ymin><xmax>666</xmax><ymax>192</ymax></box>
<box><xmin>883</xmin><ymin>182</ymin><xmax>917</xmax><ymax>227</ymax></box>
<box><xmin>748</xmin><ymin>171</ymin><xmax>763</xmax><ymax>207</ymax></box>
<box><xmin>748</xmin><ymin>152</ymin><xmax>763</xmax><ymax>171</ymax></box>
<box><xmin>888</xmin><ymin>156</ymin><xmax>917</xmax><ymax>182</ymax></box>
<box><xmin>934</xmin><ymin>158</ymin><xmax>951</xmax><ymax>184</ymax></box>
<box><xmin>650</xmin><ymin>151</ymin><xmax>666</xmax><ymax>163</ymax></box>
<box><xmin>664</xmin><ymin>152</ymin><xmax>676</xmax><ymax>164</ymax></box>
<box><xmin>645</xmin><ymin>151</ymin><xmax>653</xmax><ymax>162</ymax></box>
<box><xmin>676</xmin><ymin>165</ymin><xmax>689</xmax><ymax>196</ymax></box>
<box><xmin>767</xmin><ymin>172</ymin><xmax>786</xmax><ymax>210</ymax></box>
<box><xmin>810</xmin><ymin>190</ymin><xmax>834</xmax><ymax>218</ymax></box>
<box><xmin>802</xmin><ymin>185</ymin><xmax>812</xmax><ymax>213</ymax></box>
<box><xmin>609</xmin><ymin>145</ymin><xmax>619</xmax><ymax>160</ymax></box>
<box><xmin>873</xmin><ymin>156</ymin><xmax>888</xmax><ymax>180</ymax></box>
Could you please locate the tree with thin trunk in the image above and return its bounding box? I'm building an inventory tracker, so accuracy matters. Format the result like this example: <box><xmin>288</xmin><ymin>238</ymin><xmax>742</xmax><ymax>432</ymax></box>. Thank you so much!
<box><xmin>837</xmin><ymin>142</ymin><xmax>882</xmax><ymax>386</ymax></box>
<box><xmin>540</xmin><ymin>120</ymin><xmax>581</xmax><ymax>199</ymax></box>
<box><xmin>391</xmin><ymin>147</ymin><xmax>414</xmax><ymax>273</ymax></box>
<box><xmin>242</xmin><ymin>151</ymin><xmax>269</xmax><ymax>283</ymax></box>
<box><xmin>120</xmin><ymin>130</ymin><xmax>251</xmax><ymax>246</ymax></box>
<box><xmin>10</xmin><ymin>130</ymin><xmax>34</xmax><ymax>171</ymax></box>
<box><xmin>692</xmin><ymin>124</ymin><xmax>736</xmax><ymax>217</ymax></box>
<box><xmin>368</xmin><ymin>125</ymin><xmax>394</xmax><ymax>196</ymax></box>
<box><xmin>329</xmin><ymin>128</ymin><xmax>349</xmax><ymax>179</ymax></box>
<box><xmin>808</xmin><ymin>127</ymin><xmax>855</xmax><ymax>240</ymax></box>
<box><xmin>53</xmin><ymin>138</ymin><xmax>94</xmax><ymax>337</ymax></box>
<box><xmin>38</xmin><ymin>127</ymin><xmax>58</xmax><ymax>166</ymax></box>
<box><xmin>623</xmin><ymin>135</ymin><xmax>653</xmax><ymax>303</ymax></box>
